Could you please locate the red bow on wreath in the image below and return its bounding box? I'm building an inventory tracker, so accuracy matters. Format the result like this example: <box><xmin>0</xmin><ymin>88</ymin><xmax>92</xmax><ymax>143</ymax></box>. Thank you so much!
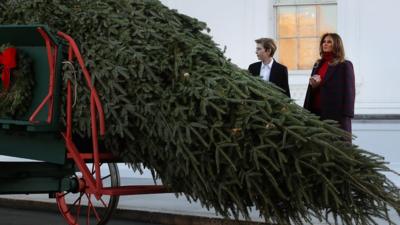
<box><xmin>0</xmin><ymin>47</ymin><xmax>17</xmax><ymax>91</ymax></box>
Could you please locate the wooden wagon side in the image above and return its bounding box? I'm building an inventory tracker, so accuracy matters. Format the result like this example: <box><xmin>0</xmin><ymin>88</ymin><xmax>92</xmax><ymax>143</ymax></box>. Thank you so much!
<box><xmin>0</xmin><ymin>25</ymin><xmax>167</xmax><ymax>225</ymax></box>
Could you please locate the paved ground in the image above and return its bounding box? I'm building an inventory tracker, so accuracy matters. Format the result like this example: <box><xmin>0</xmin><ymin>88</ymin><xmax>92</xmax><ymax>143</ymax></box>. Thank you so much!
<box><xmin>1</xmin><ymin>185</ymin><xmax>398</xmax><ymax>225</ymax></box>
<box><xmin>0</xmin><ymin>206</ymin><xmax>161</xmax><ymax>225</ymax></box>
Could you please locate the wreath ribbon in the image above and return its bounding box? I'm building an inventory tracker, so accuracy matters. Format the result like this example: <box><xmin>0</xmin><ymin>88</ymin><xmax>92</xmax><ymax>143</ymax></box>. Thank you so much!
<box><xmin>0</xmin><ymin>47</ymin><xmax>17</xmax><ymax>91</ymax></box>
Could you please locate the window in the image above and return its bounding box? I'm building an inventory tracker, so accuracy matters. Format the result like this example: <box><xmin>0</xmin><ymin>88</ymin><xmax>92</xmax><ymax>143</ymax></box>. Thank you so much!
<box><xmin>275</xmin><ymin>0</ymin><xmax>337</xmax><ymax>70</ymax></box>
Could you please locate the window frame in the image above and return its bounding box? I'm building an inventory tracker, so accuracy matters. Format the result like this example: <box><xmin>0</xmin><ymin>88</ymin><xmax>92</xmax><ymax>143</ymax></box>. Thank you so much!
<box><xmin>273</xmin><ymin>0</ymin><xmax>337</xmax><ymax>73</ymax></box>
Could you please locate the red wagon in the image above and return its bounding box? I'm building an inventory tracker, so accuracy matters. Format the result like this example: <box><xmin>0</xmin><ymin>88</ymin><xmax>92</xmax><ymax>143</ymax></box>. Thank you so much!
<box><xmin>0</xmin><ymin>25</ymin><xmax>167</xmax><ymax>225</ymax></box>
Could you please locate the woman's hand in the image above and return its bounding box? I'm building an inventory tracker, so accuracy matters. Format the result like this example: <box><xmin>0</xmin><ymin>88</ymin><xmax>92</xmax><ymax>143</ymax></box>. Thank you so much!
<box><xmin>309</xmin><ymin>74</ymin><xmax>322</xmax><ymax>88</ymax></box>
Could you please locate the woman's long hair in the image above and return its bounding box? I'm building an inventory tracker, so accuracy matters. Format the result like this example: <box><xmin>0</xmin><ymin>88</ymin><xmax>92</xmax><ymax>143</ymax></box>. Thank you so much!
<box><xmin>316</xmin><ymin>33</ymin><xmax>346</xmax><ymax>66</ymax></box>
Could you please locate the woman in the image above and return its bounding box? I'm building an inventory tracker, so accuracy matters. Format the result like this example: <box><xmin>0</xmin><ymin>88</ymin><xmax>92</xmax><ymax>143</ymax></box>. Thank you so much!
<box><xmin>303</xmin><ymin>33</ymin><xmax>355</xmax><ymax>133</ymax></box>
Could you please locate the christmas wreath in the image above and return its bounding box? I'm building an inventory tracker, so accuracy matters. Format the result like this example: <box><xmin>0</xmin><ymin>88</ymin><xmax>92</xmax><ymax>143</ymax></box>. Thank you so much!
<box><xmin>0</xmin><ymin>44</ymin><xmax>34</xmax><ymax>119</ymax></box>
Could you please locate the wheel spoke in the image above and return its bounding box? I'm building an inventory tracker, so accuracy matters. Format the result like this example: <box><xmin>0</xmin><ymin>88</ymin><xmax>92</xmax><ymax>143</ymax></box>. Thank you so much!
<box><xmin>71</xmin><ymin>193</ymin><xmax>84</xmax><ymax>207</ymax></box>
<box><xmin>75</xmin><ymin>194</ymin><xmax>82</xmax><ymax>223</ymax></box>
<box><xmin>64</xmin><ymin>192</ymin><xmax>84</xmax><ymax>214</ymax></box>
<box><xmin>99</xmin><ymin>196</ymin><xmax>109</xmax><ymax>208</ymax></box>
<box><xmin>91</xmin><ymin>163</ymin><xmax>105</xmax><ymax>177</ymax></box>
<box><xmin>86</xmin><ymin>193</ymin><xmax>102</xmax><ymax>222</ymax></box>
<box><xmin>102</xmin><ymin>174</ymin><xmax>111</xmax><ymax>180</ymax></box>
<box><xmin>86</xmin><ymin>193</ymin><xmax>92</xmax><ymax>225</ymax></box>
<box><xmin>59</xmin><ymin>191</ymin><xmax>70</xmax><ymax>198</ymax></box>
<box><xmin>57</xmin><ymin>163</ymin><xmax>120</xmax><ymax>225</ymax></box>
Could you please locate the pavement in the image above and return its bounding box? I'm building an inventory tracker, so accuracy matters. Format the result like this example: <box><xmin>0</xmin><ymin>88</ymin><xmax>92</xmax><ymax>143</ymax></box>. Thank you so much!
<box><xmin>1</xmin><ymin>177</ymin><xmax>399</xmax><ymax>225</ymax></box>
<box><xmin>0</xmin><ymin>178</ymin><xmax>268</xmax><ymax>225</ymax></box>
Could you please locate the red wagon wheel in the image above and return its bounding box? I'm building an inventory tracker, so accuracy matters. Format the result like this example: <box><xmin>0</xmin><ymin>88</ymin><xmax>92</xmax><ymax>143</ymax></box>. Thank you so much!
<box><xmin>56</xmin><ymin>162</ymin><xmax>120</xmax><ymax>225</ymax></box>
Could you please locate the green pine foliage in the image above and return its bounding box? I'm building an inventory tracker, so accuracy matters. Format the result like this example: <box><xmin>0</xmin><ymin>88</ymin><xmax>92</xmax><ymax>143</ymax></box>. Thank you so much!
<box><xmin>1</xmin><ymin>1</ymin><xmax>399</xmax><ymax>224</ymax></box>
<box><xmin>0</xmin><ymin>43</ymin><xmax>34</xmax><ymax>118</ymax></box>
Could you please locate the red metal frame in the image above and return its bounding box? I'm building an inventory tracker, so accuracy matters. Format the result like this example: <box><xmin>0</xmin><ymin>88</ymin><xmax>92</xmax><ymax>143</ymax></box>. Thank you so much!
<box><xmin>56</xmin><ymin>31</ymin><xmax>167</xmax><ymax>197</ymax></box>
<box><xmin>29</xmin><ymin>27</ymin><xmax>58</xmax><ymax>123</ymax></box>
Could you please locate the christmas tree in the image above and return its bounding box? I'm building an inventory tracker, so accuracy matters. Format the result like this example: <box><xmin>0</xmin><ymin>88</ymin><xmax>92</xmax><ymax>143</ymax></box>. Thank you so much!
<box><xmin>0</xmin><ymin>1</ymin><xmax>399</xmax><ymax>224</ymax></box>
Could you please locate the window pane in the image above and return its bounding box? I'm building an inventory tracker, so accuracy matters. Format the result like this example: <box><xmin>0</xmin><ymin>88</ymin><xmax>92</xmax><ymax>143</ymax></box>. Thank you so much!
<box><xmin>275</xmin><ymin>0</ymin><xmax>337</xmax><ymax>5</ymax></box>
<box><xmin>295</xmin><ymin>0</ymin><xmax>334</xmax><ymax>4</ymax></box>
<box><xmin>279</xmin><ymin>38</ymin><xmax>298</xmax><ymax>70</ymax></box>
<box><xmin>278</xmin><ymin>6</ymin><xmax>296</xmax><ymax>38</ymax></box>
<box><xmin>298</xmin><ymin>38</ymin><xmax>319</xmax><ymax>69</ymax></box>
<box><xmin>319</xmin><ymin>5</ymin><xmax>337</xmax><ymax>35</ymax></box>
<box><xmin>275</xmin><ymin>0</ymin><xmax>296</xmax><ymax>4</ymax></box>
<box><xmin>276</xmin><ymin>2</ymin><xmax>337</xmax><ymax>70</ymax></box>
<box><xmin>297</xmin><ymin>6</ymin><xmax>317</xmax><ymax>37</ymax></box>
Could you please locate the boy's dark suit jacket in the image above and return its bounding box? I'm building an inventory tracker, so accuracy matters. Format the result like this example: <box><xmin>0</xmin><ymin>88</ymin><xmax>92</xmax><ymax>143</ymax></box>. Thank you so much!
<box><xmin>248</xmin><ymin>61</ymin><xmax>290</xmax><ymax>97</ymax></box>
<box><xmin>303</xmin><ymin>60</ymin><xmax>355</xmax><ymax>122</ymax></box>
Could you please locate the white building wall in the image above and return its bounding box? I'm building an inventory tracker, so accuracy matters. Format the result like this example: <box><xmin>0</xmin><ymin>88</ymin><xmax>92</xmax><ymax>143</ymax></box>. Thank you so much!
<box><xmin>161</xmin><ymin>0</ymin><xmax>274</xmax><ymax>69</ymax></box>
<box><xmin>161</xmin><ymin>0</ymin><xmax>400</xmax><ymax>114</ymax></box>
<box><xmin>338</xmin><ymin>0</ymin><xmax>400</xmax><ymax>114</ymax></box>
